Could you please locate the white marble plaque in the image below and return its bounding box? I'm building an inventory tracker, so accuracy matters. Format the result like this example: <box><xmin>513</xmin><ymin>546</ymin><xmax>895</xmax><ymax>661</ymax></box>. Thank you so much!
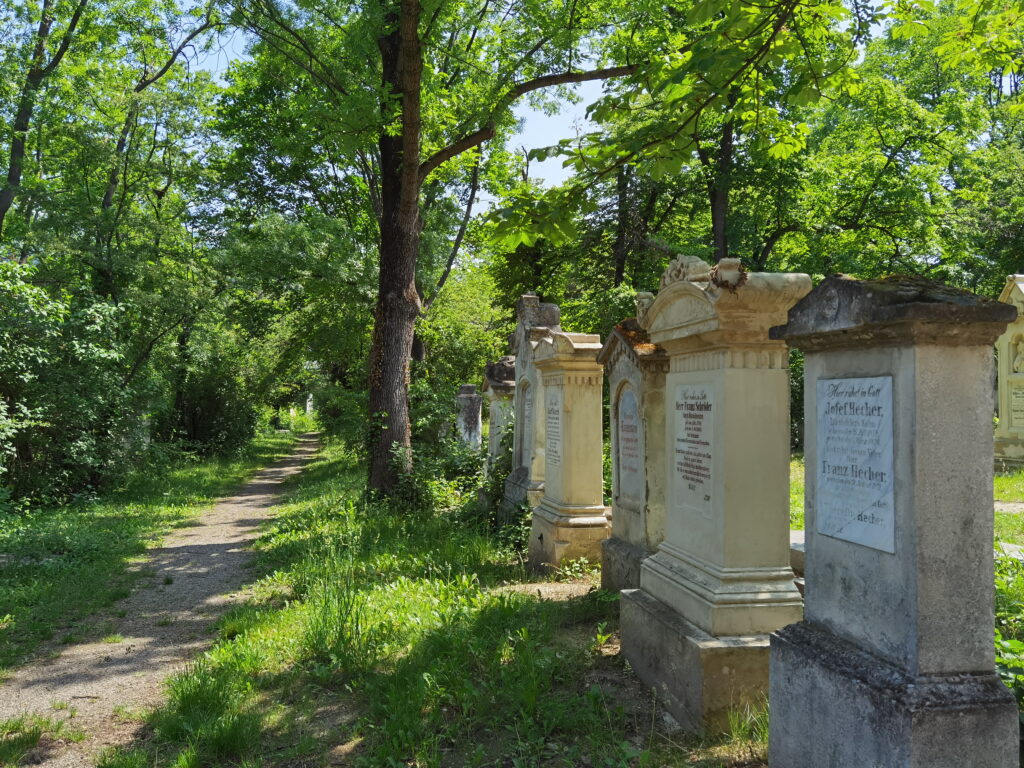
<box><xmin>617</xmin><ymin>388</ymin><xmax>643</xmax><ymax>501</ymax></box>
<box><xmin>1011</xmin><ymin>384</ymin><xmax>1024</xmax><ymax>431</ymax></box>
<box><xmin>674</xmin><ymin>383</ymin><xmax>714</xmax><ymax>519</ymax></box>
<box><xmin>546</xmin><ymin>388</ymin><xmax>562</xmax><ymax>467</ymax></box>
<box><xmin>816</xmin><ymin>376</ymin><xmax>895</xmax><ymax>553</ymax></box>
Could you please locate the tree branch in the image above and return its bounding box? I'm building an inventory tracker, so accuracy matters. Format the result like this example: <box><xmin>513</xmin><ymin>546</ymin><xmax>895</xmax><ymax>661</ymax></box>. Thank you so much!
<box><xmin>419</xmin><ymin>64</ymin><xmax>637</xmax><ymax>181</ymax></box>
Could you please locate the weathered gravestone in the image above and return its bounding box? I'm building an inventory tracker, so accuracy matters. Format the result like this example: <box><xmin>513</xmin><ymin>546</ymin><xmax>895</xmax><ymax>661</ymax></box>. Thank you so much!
<box><xmin>483</xmin><ymin>356</ymin><xmax>516</xmax><ymax>468</ymax></box>
<box><xmin>596</xmin><ymin>316</ymin><xmax>669</xmax><ymax>591</ymax></box>
<box><xmin>995</xmin><ymin>275</ymin><xmax>1024</xmax><ymax>469</ymax></box>
<box><xmin>528</xmin><ymin>330</ymin><xmax>609</xmax><ymax>571</ymax></box>
<box><xmin>620</xmin><ymin>256</ymin><xmax>809</xmax><ymax>730</ymax></box>
<box><xmin>769</xmin><ymin>275</ymin><xmax>1019</xmax><ymax>768</ymax></box>
<box><xmin>502</xmin><ymin>295</ymin><xmax>561</xmax><ymax>516</ymax></box>
<box><xmin>456</xmin><ymin>385</ymin><xmax>483</xmax><ymax>448</ymax></box>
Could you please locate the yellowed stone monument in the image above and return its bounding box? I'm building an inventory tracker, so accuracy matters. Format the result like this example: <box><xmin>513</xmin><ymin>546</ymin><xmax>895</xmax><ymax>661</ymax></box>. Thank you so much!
<box><xmin>995</xmin><ymin>275</ymin><xmax>1024</xmax><ymax>468</ymax></box>
<box><xmin>528</xmin><ymin>330</ymin><xmax>609</xmax><ymax>571</ymax></box>
<box><xmin>620</xmin><ymin>256</ymin><xmax>809</xmax><ymax>730</ymax></box>
<box><xmin>502</xmin><ymin>296</ymin><xmax>560</xmax><ymax>515</ymax></box>
<box><xmin>596</xmin><ymin>316</ymin><xmax>668</xmax><ymax>591</ymax></box>
<box><xmin>483</xmin><ymin>356</ymin><xmax>516</xmax><ymax>469</ymax></box>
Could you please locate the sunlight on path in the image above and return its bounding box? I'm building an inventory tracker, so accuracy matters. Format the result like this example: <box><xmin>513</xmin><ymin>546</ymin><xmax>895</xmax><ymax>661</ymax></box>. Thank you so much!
<box><xmin>0</xmin><ymin>435</ymin><xmax>320</xmax><ymax>767</ymax></box>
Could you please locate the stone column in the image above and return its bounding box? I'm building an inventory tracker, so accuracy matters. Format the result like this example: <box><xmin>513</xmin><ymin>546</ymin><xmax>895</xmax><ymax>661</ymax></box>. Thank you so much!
<box><xmin>483</xmin><ymin>357</ymin><xmax>516</xmax><ymax>467</ymax></box>
<box><xmin>768</xmin><ymin>275</ymin><xmax>1018</xmax><ymax>768</ymax></box>
<box><xmin>620</xmin><ymin>256</ymin><xmax>809</xmax><ymax>731</ymax></box>
<box><xmin>528</xmin><ymin>331</ymin><xmax>609</xmax><ymax>571</ymax></box>
<box><xmin>502</xmin><ymin>295</ymin><xmax>561</xmax><ymax>514</ymax></box>
<box><xmin>995</xmin><ymin>275</ymin><xmax>1024</xmax><ymax>469</ymax></box>
<box><xmin>456</xmin><ymin>385</ymin><xmax>483</xmax><ymax>448</ymax></box>
<box><xmin>597</xmin><ymin>316</ymin><xmax>668</xmax><ymax>592</ymax></box>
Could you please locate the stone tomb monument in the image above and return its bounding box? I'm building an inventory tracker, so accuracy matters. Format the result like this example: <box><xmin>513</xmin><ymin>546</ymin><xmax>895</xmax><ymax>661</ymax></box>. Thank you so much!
<box><xmin>482</xmin><ymin>356</ymin><xmax>516</xmax><ymax>468</ymax></box>
<box><xmin>995</xmin><ymin>274</ymin><xmax>1024</xmax><ymax>468</ymax></box>
<box><xmin>455</xmin><ymin>385</ymin><xmax>483</xmax><ymax>448</ymax></box>
<box><xmin>769</xmin><ymin>275</ymin><xmax>1018</xmax><ymax>768</ymax></box>
<box><xmin>528</xmin><ymin>330</ymin><xmax>609</xmax><ymax>571</ymax></box>
<box><xmin>502</xmin><ymin>296</ymin><xmax>561</xmax><ymax>514</ymax></box>
<box><xmin>596</xmin><ymin>316</ymin><xmax>669</xmax><ymax>592</ymax></box>
<box><xmin>620</xmin><ymin>257</ymin><xmax>809</xmax><ymax>730</ymax></box>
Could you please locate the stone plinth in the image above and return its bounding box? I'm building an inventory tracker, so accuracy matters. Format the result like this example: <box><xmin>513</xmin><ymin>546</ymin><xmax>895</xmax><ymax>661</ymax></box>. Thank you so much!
<box><xmin>620</xmin><ymin>256</ymin><xmax>808</xmax><ymax>731</ymax></box>
<box><xmin>501</xmin><ymin>296</ymin><xmax>561</xmax><ymax>518</ymax></box>
<box><xmin>768</xmin><ymin>274</ymin><xmax>1019</xmax><ymax>768</ymax></box>
<box><xmin>596</xmin><ymin>316</ymin><xmax>668</xmax><ymax>592</ymax></box>
<box><xmin>527</xmin><ymin>331</ymin><xmax>609</xmax><ymax>571</ymax></box>
<box><xmin>995</xmin><ymin>275</ymin><xmax>1024</xmax><ymax>469</ymax></box>
<box><xmin>483</xmin><ymin>357</ymin><xmax>516</xmax><ymax>468</ymax></box>
<box><xmin>456</xmin><ymin>385</ymin><xmax>483</xmax><ymax>448</ymax></box>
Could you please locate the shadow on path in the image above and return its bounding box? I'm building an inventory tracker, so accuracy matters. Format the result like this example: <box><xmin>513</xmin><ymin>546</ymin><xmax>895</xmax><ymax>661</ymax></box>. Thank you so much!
<box><xmin>0</xmin><ymin>434</ymin><xmax>321</xmax><ymax>767</ymax></box>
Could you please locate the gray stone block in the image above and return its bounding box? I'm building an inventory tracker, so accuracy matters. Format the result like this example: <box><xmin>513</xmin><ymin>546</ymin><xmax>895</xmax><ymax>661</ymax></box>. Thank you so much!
<box><xmin>770</xmin><ymin>622</ymin><xmax>1019</xmax><ymax>768</ymax></box>
<box><xmin>601</xmin><ymin>536</ymin><xmax>646</xmax><ymax>592</ymax></box>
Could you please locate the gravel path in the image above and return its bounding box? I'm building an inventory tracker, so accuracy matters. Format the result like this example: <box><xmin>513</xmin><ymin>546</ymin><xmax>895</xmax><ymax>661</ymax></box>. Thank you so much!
<box><xmin>0</xmin><ymin>434</ymin><xmax>320</xmax><ymax>767</ymax></box>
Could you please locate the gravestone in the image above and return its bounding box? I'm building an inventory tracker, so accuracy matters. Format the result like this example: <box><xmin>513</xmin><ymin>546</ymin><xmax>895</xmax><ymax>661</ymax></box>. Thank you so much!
<box><xmin>502</xmin><ymin>295</ymin><xmax>561</xmax><ymax>515</ymax></box>
<box><xmin>483</xmin><ymin>356</ymin><xmax>516</xmax><ymax>467</ymax></box>
<box><xmin>305</xmin><ymin>393</ymin><xmax>314</xmax><ymax>414</ymax></box>
<box><xmin>596</xmin><ymin>316</ymin><xmax>669</xmax><ymax>591</ymax></box>
<box><xmin>528</xmin><ymin>330</ymin><xmax>609</xmax><ymax>571</ymax></box>
<box><xmin>995</xmin><ymin>275</ymin><xmax>1024</xmax><ymax>469</ymax></box>
<box><xmin>456</xmin><ymin>384</ymin><xmax>483</xmax><ymax>448</ymax></box>
<box><xmin>769</xmin><ymin>275</ymin><xmax>1018</xmax><ymax>768</ymax></box>
<box><xmin>620</xmin><ymin>257</ymin><xmax>809</xmax><ymax>730</ymax></box>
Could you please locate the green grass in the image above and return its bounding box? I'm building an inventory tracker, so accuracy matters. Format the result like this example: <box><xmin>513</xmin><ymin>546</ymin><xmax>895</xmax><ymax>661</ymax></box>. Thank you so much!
<box><xmin>789</xmin><ymin>456</ymin><xmax>805</xmax><ymax>530</ymax></box>
<box><xmin>0</xmin><ymin>714</ymin><xmax>84</xmax><ymax>767</ymax></box>
<box><xmin>0</xmin><ymin>432</ymin><xmax>296</xmax><ymax>671</ymax></box>
<box><xmin>995</xmin><ymin>470</ymin><xmax>1024</xmax><ymax>503</ymax></box>
<box><xmin>99</xmin><ymin>438</ymin><xmax>766</xmax><ymax>768</ymax></box>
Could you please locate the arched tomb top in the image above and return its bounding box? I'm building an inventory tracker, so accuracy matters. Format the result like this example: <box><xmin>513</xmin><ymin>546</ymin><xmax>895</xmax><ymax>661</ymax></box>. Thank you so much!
<box><xmin>533</xmin><ymin>330</ymin><xmax>603</xmax><ymax>369</ymax></box>
<box><xmin>641</xmin><ymin>260</ymin><xmax>811</xmax><ymax>349</ymax></box>
<box><xmin>999</xmin><ymin>275</ymin><xmax>1024</xmax><ymax>316</ymax></box>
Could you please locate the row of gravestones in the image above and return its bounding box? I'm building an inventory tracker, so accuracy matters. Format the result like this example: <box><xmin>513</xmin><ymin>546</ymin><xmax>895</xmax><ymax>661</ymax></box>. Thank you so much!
<box><xmin>468</xmin><ymin>257</ymin><xmax>1020</xmax><ymax>767</ymax></box>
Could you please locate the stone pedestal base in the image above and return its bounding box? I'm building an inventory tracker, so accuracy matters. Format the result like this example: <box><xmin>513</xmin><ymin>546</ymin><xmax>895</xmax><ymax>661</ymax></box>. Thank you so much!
<box><xmin>527</xmin><ymin>502</ymin><xmax>608</xmax><ymax>571</ymax></box>
<box><xmin>601</xmin><ymin>537</ymin><xmax>647</xmax><ymax>592</ymax></box>
<box><xmin>620</xmin><ymin>588</ymin><xmax>772</xmax><ymax>732</ymax></box>
<box><xmin>500</xmin><ymin>470</ymin><xmax>543</xmax><ymax>524</ymax></box>
<box><xmin>995</xmin><ymin>436</ymin><xmax>1024</xmax><ymax>472</ymax></box>
<box><xmin>770</xmin><ymin>622</ymin><xmax>1019</xmax><ymax>768</ymax></box>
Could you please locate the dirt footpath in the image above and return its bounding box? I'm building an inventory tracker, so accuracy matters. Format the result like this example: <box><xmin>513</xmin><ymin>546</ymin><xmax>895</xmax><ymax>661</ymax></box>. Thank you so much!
<box><xmin>0</xmin><ymin>434</ymin><xmax>320</xmax><ymax>767</ymax></box>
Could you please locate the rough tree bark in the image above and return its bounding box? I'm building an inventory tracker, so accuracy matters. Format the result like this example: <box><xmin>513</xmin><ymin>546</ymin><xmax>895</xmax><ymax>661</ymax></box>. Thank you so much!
<box><xmin>367</xmin><ymin>0</ymin><xmax>424</xmax><ymax>492</ymax></box>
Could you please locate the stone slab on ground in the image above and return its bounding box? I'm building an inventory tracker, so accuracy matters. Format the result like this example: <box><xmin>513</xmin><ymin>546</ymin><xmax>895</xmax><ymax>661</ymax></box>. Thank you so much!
<box><xmin>0</xmin><ymin>435</ymin><xmax>320</xmax><ymax>767</ymax></box>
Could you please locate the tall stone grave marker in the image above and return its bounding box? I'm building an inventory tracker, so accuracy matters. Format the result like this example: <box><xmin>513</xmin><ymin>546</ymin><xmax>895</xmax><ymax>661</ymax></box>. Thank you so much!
<box><xmin>483</xmin><ymin>356</ymin><xmax>516</xmax><ymax>467</ymax></box>
<box><xmin>528</xmin><ymin>331</ymin><xmax>609</xmax><ymax>571</ymax></box>
<box><xmin>620</xmin><ymin>257</ymin><xmax>809</xmax><ymax>730</ymax></box>
<box><xmin>769</xmin><ymin>275</ymin><xmax>1018</xmax><ymax>768</ymax></box>
<box><xmin>995</xmin><ymin>275</ymin><xmax>1024</xmax><ymax>468</ymax></box>
<box><xmin>597</xmin><ymin>316</ymin><xmax>668</xmax><ymax>591</ymax></box>
<box><xmin>456</xmin><ymin>384</ymin><xmax>483</xmax><ymax>448</ymax></box>
<box><xmin>502</xmin><ymin>295</ymin><xmax>561</xmax><ymax>514</ymax></box>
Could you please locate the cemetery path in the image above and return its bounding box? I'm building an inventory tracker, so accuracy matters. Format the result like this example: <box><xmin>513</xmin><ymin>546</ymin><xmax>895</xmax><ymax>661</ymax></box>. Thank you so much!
<box><xmin>0</xmin><ymin>434</ymin><xmax>320</xmax><ymax>767</ymax></box>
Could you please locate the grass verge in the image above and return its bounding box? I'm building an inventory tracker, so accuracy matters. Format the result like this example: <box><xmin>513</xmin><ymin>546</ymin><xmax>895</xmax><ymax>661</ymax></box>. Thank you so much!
<box><xmin>0</xmin><ymin>431</ymin><xmax>296</xmax><ymax>671</ymax></box>
<box><xmin>99</xmin><ymin>438</ymin><xmax>767</xmax><ymax>767</ymax></box>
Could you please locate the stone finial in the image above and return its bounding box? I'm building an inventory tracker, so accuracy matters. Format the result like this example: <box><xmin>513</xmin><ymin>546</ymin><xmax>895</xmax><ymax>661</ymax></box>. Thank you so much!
<box><xmin>660</xmin><ymin>255</ymin><xmax>712</xmax><ymax>287</ymax></box>
<box><xmin>484</xmin><ymin>356</ymin><xmax>516</xmax><ymax>388</ymax></box>
<box><xmin>510</xmin><ymin>294</ymin><xmax>562</xmax><ymax>354</ymax></box>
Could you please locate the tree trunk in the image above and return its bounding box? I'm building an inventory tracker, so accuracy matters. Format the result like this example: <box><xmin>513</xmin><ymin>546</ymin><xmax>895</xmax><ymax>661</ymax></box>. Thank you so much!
<box><xmin>710</xmin><ymin>120</ymin><xmax>733</xmax><ymax>263</ymax></box>
<box><xmin>367</xmin><ymin>1</ymin><xmax>423</xmax><ymax>494</ymax></box>
<box><xmin>612</xmin><ymin>165</ymin><xmax>631</xmax><ymax>286</ymax></box>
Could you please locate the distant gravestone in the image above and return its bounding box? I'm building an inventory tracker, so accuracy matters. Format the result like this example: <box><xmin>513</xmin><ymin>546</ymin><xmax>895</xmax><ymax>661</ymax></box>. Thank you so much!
<box><xmin>597</xmin><ymin>316</ymin><xmax>668</xmax><ymax>591</ymax></box>
<box><xmin>456</xmin><ymin>385</ymin><xmax>483</xmax><ymax>448</ymax></box>
<box><xmin>995</xmin><ymin>275</ymin><xmax>1024</xmax><ymax>469</ymax></box>
<box><xmin>769</xmin><ymin>275</ymin><xmax>1018</xmax><ymax>768</ymax></box>
<box><xmin>483</xmin><ymin>356</ymin><xmax>516</xmax><ymax>467</ymax></box>
<box><xmin>620</xmin><ymin>256</ymin><xmax>809</xmax><ymax>731</ymax></box>
<box><xmin>528</xmin><ymin>331</ymin><xmax>609</xmax><ymax>571</ymax></box>
<box><xmin>502</xmin><ymin>295</ymin><xmax>561</xmax><ymax>516</ymax></box>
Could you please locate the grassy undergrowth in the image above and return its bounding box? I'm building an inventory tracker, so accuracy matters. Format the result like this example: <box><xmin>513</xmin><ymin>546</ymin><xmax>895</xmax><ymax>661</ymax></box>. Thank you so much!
<box><xmin>0</xmin><ymin>432</ymin><xmax>296</xmax><ymax>671</ymax></box>
<box><xmin>0</xmin><ymin>713</ymin><xmax>84</xmax><ymax>767</ymax></box>
<box><xmin>99</xmin><ymin>439</ymin><xmax>767</xmax><ymax>768</ymax></box>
